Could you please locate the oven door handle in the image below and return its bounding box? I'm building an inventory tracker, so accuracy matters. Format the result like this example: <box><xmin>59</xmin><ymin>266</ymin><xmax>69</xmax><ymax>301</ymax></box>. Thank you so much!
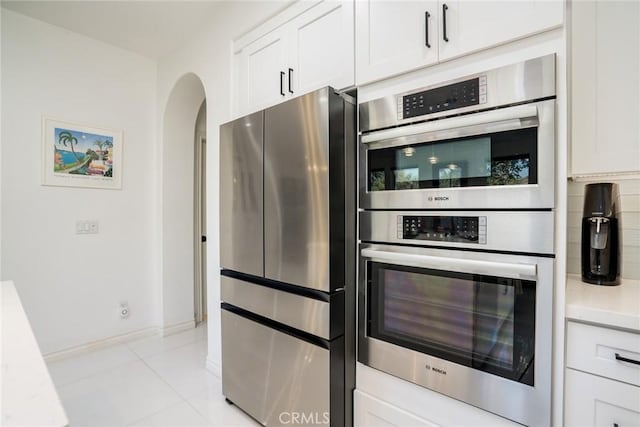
<box><xmin>361</xmin><ymin>104</ymin><xmax>539</xmax><ymax>148</ymax></box>
<box><xmin>360</xmin><ymin>248</ymin><xmax>538</xmax><ymax>280</ymax></box>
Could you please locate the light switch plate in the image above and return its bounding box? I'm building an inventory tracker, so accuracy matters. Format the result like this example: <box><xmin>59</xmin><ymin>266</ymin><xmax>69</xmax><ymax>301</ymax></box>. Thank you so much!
<box><xmin>76</xmin><ymin>220</ymin><xmax>99</xmax><ymax>234</ymax></box>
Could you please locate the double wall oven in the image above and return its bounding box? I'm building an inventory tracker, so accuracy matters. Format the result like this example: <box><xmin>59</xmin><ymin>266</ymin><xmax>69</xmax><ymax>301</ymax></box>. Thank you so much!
<box><xmin>358</xmin><ymin>55</ymin><xmax>556</xmax><ymax>426</ymax></box>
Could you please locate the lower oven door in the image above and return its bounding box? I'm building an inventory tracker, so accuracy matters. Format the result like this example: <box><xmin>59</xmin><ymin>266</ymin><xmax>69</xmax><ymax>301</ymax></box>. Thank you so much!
<box><xmin>358</xmin><ymin>243</ymin><xmax>554</xmax><ymax>426</ymax></box>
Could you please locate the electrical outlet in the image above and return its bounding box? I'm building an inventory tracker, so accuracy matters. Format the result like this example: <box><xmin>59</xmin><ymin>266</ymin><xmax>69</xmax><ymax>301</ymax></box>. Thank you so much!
<box><xmin>119</xmin><ymin>301</ymin><xmax>129</xmax><ymax>319</ymax></box>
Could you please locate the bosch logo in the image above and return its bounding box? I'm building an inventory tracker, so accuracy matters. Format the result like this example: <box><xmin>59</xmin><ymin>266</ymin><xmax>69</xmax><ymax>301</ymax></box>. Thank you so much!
<box><xmin>428</xmin><ymin>196</ymin><xmax>433</xmax><ymax>201</ymax></box>
<box><xmin>425</xmin><ymin>364</ymin><xmax>447</xmax><ymax>376</ymax></box>
<box><xmin>428</xmin><ymin>196</ymin><xmax>449</xmax><ymax>201</ymax></box>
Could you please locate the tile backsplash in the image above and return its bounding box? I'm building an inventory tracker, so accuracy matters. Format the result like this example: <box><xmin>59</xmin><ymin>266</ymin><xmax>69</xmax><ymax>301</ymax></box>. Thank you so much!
<box><xmin>567</xmin><ymin>178</ymin><xmax>640</xmax><ymax>280</ymax></box>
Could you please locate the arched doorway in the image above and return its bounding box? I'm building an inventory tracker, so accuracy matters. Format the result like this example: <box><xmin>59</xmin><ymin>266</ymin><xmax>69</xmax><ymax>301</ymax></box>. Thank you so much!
<box><xmin>161</xmin><ymin>73</ymin><xmax>206</xmax><ymax>334</ymax></box>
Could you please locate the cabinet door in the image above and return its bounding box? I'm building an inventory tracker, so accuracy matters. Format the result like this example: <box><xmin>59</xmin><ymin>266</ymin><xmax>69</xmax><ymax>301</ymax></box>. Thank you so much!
<box><xmin>238</xmin><ymin>26</ymin><xmax>289</xmax><ymax>115</ymax></box>
<box><xmin>354</xmin><ymin>390</ymin><xmax>437</xmax><ymax>427</ymax></box>
<box><xmin>565</xmin><ymin>369</ymin><xmax>640</xmax><ymax>427</ymax></box>
<box><xmin>437</xmin><ymin>0</ymin><xmax>563</xmax><ymax>61</ymax></box>
<box><xmin>355</xmin><ymin>0</ymin><xmax>438</xmax><ymax>85</ymax></box>
<box><xmin>288</xmin><ymin>0</ymin><xmax>354</xmax><ymax>95</ymax></box>
<box><xmin>571</xmin><ymin>0</ymin><xmax>640</xmax><ymax>176</ymax></box>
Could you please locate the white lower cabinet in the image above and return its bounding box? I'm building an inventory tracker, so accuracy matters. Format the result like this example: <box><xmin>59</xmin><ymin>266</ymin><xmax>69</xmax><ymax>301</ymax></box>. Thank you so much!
<box><xmin>354</xmin><ymin>390</ymin><xmax>437</xmax><ymax>427</ymax></box>
<box><xmin>564</xmin><ymin>369</ymin><xmax>640</xmax><ymax>427</ymax></box>
<box><xmin>565</xmin><ymin>321</ymin><xmax>640</xmax><ymax>427</ymax></box>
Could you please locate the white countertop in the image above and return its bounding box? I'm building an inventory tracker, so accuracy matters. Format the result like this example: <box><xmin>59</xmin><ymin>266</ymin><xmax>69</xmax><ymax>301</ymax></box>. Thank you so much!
<box><xmin>566</xmin><ymin>274</ymin><xmax>640</xmax><ymax>332</ymax></box>
<box><xmin>1</xmin><ymin>281</ymin><xmax>68</xmax><ymax>426</ymax></box>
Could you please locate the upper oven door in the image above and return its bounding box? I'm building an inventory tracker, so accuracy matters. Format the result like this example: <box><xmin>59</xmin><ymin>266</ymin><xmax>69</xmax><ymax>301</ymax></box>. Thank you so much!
<box><xmin>359</xmin><ymin>99</ymin><xmax>555</xmax><ymax>210</ymax></box>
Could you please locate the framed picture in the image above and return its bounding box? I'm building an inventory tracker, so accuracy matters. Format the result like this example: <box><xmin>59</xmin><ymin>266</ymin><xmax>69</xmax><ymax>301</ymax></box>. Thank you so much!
<box><xmin>42</xmin><ymin>117</ymin><xmax>123</xmax><ymax>189</ymax></box>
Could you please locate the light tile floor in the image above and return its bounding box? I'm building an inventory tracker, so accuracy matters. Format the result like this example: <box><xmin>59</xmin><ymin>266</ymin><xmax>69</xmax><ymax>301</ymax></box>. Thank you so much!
<box><xmin>47</xmin><ymin>324</ymin><xmax>258</xmax><ymax>426</ymax></box>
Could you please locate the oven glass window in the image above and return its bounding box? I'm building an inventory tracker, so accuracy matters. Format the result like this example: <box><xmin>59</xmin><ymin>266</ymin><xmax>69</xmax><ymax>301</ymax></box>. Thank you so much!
<box><xmin>368</xmin><ymin>262</ymin><xmax>536</xmax><ymax>385</ymax></box>
<box><xmin>367</xmin><ymin>128</ymin><xmax>537</xmax><ymax>191</ymax></box>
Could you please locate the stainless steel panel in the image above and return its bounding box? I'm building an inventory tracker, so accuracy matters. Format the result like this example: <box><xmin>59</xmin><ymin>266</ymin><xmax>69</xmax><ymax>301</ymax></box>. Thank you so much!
<box><xmin>357</xmin><ymin>243</ymin><xmax>554</xmax><ymax>426</ymax></box>
<box><xmin>220</xmin><ymin>112</ymin><xmax>264</xmax><ymax>276</ymax></box>
<box><xmin>264</xmin><ymin>87</ymin><xmax>332</xmax><ymax>291</ymax></box>
<box><xmin>221</xmin><ymin>276</ymin><xmax>333</xmax><ymax>340</ymax></box>
<box><xmin>222</xmin><ymin>309</ymin><xmax>330</xmax><ymax>427</ymax></box>
<box><xmin>359</xmin><ymin>99</ymin><xmax>556</xmax><ymax>210</ymax></box>
<box><xmin>361</xmin><ymin>104</ymin><xmax>539</xmax><ymax>148</ymax></box>
<box><xmin>342</xmin><ymin>97</ymin><xmax>357</xmax><ymax>427</ymax></box>
<box><xmin>360</xmin><ymin>210</ymin><xmax>554</xmax><ymax>255</ymax></box>
<box><xmin>360</xmin><ymin>54</ymin><xmax>556</xmax><ymax>132</ymax></box>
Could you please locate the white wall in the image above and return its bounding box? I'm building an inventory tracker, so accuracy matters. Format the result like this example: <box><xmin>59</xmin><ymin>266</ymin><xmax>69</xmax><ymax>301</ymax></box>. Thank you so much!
<box><xmin>0</xmin><ymin>5</ymin><xmax>3</xmax><ymax>280</ymax></box>
<box><xmin>0</xmin><ymin>9</ymin><xmax>158</xmax><ymax>354</ymax></box>
<box><xmin>156</xmin><ymin>0</ymin><xmax>288</xmax><ymax>373</ymax></box>
<box><xmin>160</xmin><ymin>73</ymin><xmax>205</xmax><ymax>329</ymax></box>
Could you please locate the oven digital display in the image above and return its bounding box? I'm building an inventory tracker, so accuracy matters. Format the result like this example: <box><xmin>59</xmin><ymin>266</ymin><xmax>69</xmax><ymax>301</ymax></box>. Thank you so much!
<box><xmin>399</xmin><ymin>215</ymin><xmax>486</xmax><ymax>244</ymax></box>
<box><xmin>401</xmin><ymin>77</ymin><xmax>484</xmax><ymax>119</ymax></box>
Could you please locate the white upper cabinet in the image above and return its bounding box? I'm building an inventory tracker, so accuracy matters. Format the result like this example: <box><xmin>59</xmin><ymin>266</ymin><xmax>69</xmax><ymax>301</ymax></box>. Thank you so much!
<box><xmin>355</xmin><ymin>1</ymin><xmax>438</xmax><ymax>85</ymax></box>
<box><xmin>437</xmin><ymin>0</ymin><xmax>563</xmax><ymax>61</ymax></box>
<box><xmin>235</xmin><ymin>26</ymin><xmax>289</xmax><ymax>115</ymax></box>
<box><xmin>289</xmin><ymin>1</ymin><xmax>354</xmax><ymax>95</ymax></box>
<box><xmin>233</xmin><ymin>0</ymin><xmax>354</xmax><ymax>116</ymax></box>
<box><xmin>355</xmin><ymin>0</ymin><xmax>563</xmax><ymax>85</ymax></box>
<box><xmin>571</xmin><ymin>0</ymin><xmax>640</xmax><ymax>177</ymax></box>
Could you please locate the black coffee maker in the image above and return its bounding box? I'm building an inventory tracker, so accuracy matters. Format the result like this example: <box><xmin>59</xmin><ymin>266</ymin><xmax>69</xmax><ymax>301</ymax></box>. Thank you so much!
<box><xmin>581</xmin><ymin>183</ymin><xmax>620</xmax><ymax>285</ymax></box>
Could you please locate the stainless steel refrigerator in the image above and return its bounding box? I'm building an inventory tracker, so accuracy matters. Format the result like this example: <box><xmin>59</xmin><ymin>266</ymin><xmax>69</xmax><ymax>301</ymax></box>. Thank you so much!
<box><xmin>219</xmin><ymin>87</ymin><xmax>356</xmax><ymax>427</ymax></box>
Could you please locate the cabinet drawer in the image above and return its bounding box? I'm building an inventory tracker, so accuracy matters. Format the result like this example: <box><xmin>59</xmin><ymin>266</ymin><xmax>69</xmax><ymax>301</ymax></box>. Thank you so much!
<box><xmin>565</xmin><ymin>369</ymin><xmax>640</xmax><ymax>427</ymax></box>
<box><xmin>566</xmin><ymin>321</ymin><xmax>640</xmax><ymax>386</ymax></box>
<box><xmin>354</xmin><ymin>390</ymin><xmax>436</xmax><ymax>427</ymax></box>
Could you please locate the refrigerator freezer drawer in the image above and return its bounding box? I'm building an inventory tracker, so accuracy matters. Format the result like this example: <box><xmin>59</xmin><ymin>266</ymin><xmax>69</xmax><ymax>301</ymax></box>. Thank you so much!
<box><xmin>222</xmin><ymin>309</ymin><xmax>332</xmax><ymax>427</ymax></box>
<box><xmin>221</xmin><ymin>275</ymin><xmax>343</xmax><ymax>340</ymax></box>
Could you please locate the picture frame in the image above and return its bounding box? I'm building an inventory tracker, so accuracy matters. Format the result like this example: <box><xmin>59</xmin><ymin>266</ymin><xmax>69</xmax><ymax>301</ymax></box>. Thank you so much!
<box><xmin>42</xmin><ymin>117</ymin><xmax>123</xmax><ymax>189</ymax></box>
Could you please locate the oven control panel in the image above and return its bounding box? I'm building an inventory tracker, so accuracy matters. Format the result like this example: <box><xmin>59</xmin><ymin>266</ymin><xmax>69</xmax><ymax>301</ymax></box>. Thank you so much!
<box><xmin>398</xmin><ymin>76</ymin><xmax>487</xmax><ymax>120</ymax></box>
<box><xmin>398</xmin><ymin>215</ymin><xmax>487</xmax><ymax>244</ymax></box>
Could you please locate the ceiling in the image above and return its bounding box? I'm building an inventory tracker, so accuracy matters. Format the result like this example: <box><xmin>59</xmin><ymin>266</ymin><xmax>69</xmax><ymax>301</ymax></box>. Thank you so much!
<box><xmin>1</xmin><ymin>1</ymin><xmax>277</xmax><ymax>60</ymax></box>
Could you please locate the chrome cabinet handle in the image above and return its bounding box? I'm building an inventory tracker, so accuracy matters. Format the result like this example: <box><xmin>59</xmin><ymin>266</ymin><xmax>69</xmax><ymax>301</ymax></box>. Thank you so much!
<box><xmin>280</xmin><ymin>71</ymin><xmax>285</xmax><ymax>96</ymax></box>
<box><xmin>615</xmin><ymin>353</ymin><xmax>640</xmax><ymax>366</ymax></box>
<box><xmin>442</xmin><ymin>4</ymin><xmax>449</xmax><ymax>42</ymax></box>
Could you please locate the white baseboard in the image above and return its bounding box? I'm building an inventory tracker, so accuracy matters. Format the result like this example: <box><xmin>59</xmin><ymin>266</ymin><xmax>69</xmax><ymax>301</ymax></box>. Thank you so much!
<box><xmin>43</xmin><ymin>319</ymin><xmax>198</xmax><ymax>363</ymax></box>
<box><xmin>162</xmin><ymin>319</ymin><xmax>196</xmax><ymax>337</ymax></box>
<box><xmin>43</xmin><ymin>326</ymin><xmax>158</xmax><ymax>363</ymax></box>
<box><xmin>206</xmin><ymin>355</ymin><xmax>221</xmax><ymax>378</ymax></box>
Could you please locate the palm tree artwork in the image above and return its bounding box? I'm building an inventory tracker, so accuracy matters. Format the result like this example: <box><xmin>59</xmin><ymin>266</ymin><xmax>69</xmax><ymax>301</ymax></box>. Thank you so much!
<box><xmin>57</xmin><ymin>131</ymin><xmax>81</xmax><ymax>164</ymax></box>
<box><xmin>52</xmin><ymin>126</ymin><xmax>115</xmax><ymax>177</ymax></box>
